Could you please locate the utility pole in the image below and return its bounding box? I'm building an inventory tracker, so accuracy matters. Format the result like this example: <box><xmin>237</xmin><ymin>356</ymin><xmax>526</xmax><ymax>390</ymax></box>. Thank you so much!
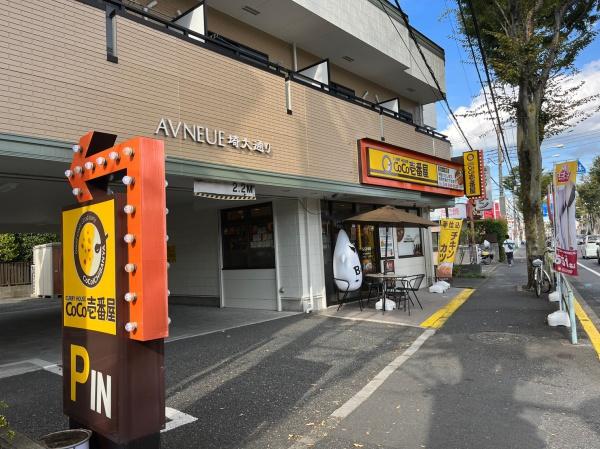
<box><xmin>497</xmin><ymin>125</ymin><xmax>507</xmax><ymax>217</ymax></box>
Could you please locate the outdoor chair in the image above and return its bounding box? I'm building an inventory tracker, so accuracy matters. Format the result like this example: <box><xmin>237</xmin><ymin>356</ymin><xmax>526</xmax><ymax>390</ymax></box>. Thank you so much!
<box><xmin>388</xmin><ymin>279</ymin><xmax>411</xmax><ymax>314</ymax></box>
<box><xmin>362</xmin><ymin>277</ymin><xmax>382</xmax><ymax>306</ymax></box>
<box><xmin>402</xmin><ymin>274</ymin><xmax>425</xmax><ymax>310</ymax></box>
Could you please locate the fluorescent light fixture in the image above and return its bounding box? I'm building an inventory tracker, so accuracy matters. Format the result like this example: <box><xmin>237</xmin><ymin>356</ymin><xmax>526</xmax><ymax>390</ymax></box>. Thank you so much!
<box><xmin>361</xmin><ymin>90</ymin><xmax>369</xmax><ymax>99</ymax></box>
<box><xmin>147</xmin><ymin>0</ymin><xmax>158</xmax><ymax>8</ymax></box>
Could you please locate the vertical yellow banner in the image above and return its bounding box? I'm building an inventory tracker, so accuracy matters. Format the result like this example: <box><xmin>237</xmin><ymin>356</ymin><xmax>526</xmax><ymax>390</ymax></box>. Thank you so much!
<box><xmin>437</xmin><ymin>218</ymin><xmax>463</xmax><ymax>278</ymax></box>
<box><xmin>463</xmin><ymin>150</ymin><xmax>483</xmax><ymax>197</ymax></box>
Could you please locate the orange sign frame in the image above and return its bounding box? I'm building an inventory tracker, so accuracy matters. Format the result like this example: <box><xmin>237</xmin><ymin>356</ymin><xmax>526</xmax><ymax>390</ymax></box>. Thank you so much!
<box><xmin>67</xmin><ymin>131</ymin><xmax>168</xmax><ymax>341</ymax></box>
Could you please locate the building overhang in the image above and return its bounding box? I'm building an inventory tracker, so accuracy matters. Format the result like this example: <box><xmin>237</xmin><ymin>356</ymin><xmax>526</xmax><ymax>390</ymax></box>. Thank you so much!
<box><xmin>207</xmin><ymin>0</ymin><xmax>444</xmax><ymax>104</ymax></box>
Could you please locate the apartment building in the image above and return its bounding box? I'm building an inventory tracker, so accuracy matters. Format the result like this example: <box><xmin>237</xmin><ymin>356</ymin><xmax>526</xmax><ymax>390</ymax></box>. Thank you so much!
<box><xmin>0</xmin><ymin>0</ymin><xmax>463</xmax><ymax>311</ymax></box>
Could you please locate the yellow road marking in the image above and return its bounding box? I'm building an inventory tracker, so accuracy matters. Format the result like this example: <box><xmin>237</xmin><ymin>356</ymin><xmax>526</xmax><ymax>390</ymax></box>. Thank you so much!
<box><xmin>420</xmin><ymin>288</ymin><xmax>475</xmax><ymax>329</ymax></box>
<box><xmin>574</xmin><ymin>299</ymin><xmax>600</xmax><ymax>360</ymax></box>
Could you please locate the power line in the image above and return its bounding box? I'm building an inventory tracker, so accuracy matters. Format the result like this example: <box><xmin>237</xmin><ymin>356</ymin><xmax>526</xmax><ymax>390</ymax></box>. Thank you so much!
<box><xmin>379</xmin><ymin>0</ymin><xmax>475</xmax><ymax>151</ymax></box>
<box><xmin>460</xmin><ymin>0</ymin><xmax>515</xmax><ymax>177</ymax></box>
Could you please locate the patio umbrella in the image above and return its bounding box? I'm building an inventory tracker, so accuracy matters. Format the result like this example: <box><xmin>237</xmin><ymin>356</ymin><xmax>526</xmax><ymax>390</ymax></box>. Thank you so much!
<box><xmin>344</xmin><ymin>205</ymin><xmax>436</xmax><ymax>260</ymax></box>
<box><xmin>344</xmin><ymin>205</ymin><xmax>436</xmax><ymax>311</ymax></box>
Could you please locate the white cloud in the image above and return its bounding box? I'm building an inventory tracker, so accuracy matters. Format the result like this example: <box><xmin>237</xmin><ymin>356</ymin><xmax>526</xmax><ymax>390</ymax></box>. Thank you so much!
<box><xmin>442</xmin><ymin>59</ymin><xmax>600</xmax><ymax>164</ymax></box>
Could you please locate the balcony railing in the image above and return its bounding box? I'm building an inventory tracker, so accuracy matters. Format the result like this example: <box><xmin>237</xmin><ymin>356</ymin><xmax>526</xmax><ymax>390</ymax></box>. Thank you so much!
<box><xmin>81</xmin><ymin>0</ymin><xmax>449</xmax><ymax>142</ymax></box>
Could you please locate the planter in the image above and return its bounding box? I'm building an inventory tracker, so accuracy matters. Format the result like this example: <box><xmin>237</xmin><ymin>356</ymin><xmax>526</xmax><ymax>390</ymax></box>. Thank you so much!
<box><xmin>39</xmin><ymin>430</ymin><xmax>91</xmax><ymax>449</ymax></box>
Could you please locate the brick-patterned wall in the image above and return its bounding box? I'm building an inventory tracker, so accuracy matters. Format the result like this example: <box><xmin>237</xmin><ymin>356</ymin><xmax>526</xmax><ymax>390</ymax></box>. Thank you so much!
<box><xmin>0</xmin><ymin>0</ymin><xmax>451</xmax><ymax>185</ymax></box>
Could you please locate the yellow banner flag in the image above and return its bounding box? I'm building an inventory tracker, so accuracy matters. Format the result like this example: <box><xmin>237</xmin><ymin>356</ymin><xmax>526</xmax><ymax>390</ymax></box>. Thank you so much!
<box><xmin>436</xmin><ymin>218</ymin><xmax>463</xmax><ymax>278</ymax></box>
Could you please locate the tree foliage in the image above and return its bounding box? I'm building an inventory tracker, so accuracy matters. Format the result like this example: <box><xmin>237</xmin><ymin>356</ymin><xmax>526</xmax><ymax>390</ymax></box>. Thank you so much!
<box><xmin>577</xmin><ymin>156</ymin><xmax>600</xmax><ymax>233</ymax></box>
<box><xmin>502</xmin><ymin>166</ymin><xmax>553</xmax><ymax>210</ymax></box>
<box><xmin>456</xmin><ymin>0</ymin><xmax>600</xmax><ymax>285</ymax></box>
<box><xmin>0</xmin><ymin>233</ymin><xmax>58</xmax><ymax>263</ymax></box>
<box><xmin>0</xmin><ymin>234</ymin><xmax>20</xmax><ymax>263</ymax></box>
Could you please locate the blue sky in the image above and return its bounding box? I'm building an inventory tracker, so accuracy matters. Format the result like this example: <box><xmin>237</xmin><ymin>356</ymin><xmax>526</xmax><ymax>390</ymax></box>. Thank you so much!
<box><xmin>400</xmin><ymin>0</ymin><xmax>600</xmax><ymax>177</ymax></box>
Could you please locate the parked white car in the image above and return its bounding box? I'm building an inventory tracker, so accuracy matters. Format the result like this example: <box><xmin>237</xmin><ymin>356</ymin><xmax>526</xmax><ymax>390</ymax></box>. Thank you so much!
<box><xmin>579</xmin><ymin>235</ymin><xmax>600</xmax><ymax>259</ymax></box>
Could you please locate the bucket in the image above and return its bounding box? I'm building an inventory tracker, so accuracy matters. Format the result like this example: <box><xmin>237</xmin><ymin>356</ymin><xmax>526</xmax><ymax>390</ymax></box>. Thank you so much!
<box><xmin>39</xmin><ymin>429</ymin><xmax>92</xmax><ymax>449</ymax></box>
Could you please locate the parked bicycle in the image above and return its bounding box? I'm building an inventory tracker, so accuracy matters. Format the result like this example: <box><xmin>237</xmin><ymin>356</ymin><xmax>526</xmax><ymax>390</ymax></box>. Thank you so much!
<box><xmin>532</xmin><ymin>249</ymin><xmax>554</xmax><ymax>297</ymax></box>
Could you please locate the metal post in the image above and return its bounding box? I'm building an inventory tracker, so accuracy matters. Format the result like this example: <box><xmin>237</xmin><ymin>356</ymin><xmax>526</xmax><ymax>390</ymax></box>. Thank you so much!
<box><xmin>497</xmin><ymin>126</ymin><xmax>506</xmax><ymax>217</ymax></box>
<box><xmin>567</xmin><ymin>281</ymin><xmax>578</xmax><ymax>344</ymax></box>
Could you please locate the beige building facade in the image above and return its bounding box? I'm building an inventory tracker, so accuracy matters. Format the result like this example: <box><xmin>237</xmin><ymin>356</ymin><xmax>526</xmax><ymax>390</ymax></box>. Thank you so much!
<box><xmin>1</xmin><ymin>0</ymin><xmax>459</xmax><ymax>311</ymax></box>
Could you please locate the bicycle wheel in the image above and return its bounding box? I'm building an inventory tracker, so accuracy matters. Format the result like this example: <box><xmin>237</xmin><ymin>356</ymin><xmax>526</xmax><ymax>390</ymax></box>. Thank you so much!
<box><xmin>534</xmin><ymin>269</ymin><xmax>542</xmax><ymax>297</ymax></box>
<box><xmin>542</xmin><ymin>270</ymin><xmax>552</xmax><ymax>293</ymax></box>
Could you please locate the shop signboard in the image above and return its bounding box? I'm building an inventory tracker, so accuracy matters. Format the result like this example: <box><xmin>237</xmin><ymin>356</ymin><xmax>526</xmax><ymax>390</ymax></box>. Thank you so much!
<box><xmin>436</xmin><ymin>218</ymin><xmax>463</xmax><ymax>279</ymax></box>
<box><xmin>358</xmin><ymin>139</ymin><xmax>465</xmax><ymax>197</ymax></box>
<box><xmin>155</xmin><ymin>118</ymin><xmax>271</xmax><ymax>154</ymax></box>
<box><xmin>447</xmin><ymin>204</ymin><xmax>467</xmax><ymax>219</ymax></box>
<box><xmin>63</xmin><ymin>131</ymin><xmax>168</xmax><ymax>447</ymax></box>
<box><xmin>553</xmin><ymin>160</ymin><xmax>578</xmax><ymax>276</ymax></box>
<box><xmin>475</xmin><ymin>166</ymin><xmax>493</xmax><ymax>211</ymax></box>
<box><xmin>463</xmin><ymin>150</ymin><xmax>485</xmax><ymax>198</ymax></box>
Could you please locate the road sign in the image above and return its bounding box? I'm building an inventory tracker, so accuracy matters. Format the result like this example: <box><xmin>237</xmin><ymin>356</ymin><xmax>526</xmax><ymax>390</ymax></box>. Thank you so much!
<box><xmin>577</xmin><ymin>160</ymin><xmax>587</xmax><ymax>174</ymax></box>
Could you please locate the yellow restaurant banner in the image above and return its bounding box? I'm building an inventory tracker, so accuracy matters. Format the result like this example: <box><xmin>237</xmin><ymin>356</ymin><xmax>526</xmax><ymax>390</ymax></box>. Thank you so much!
<box><xmin>463</xmin><ymin>150</ymin><xmax>483</xmax><ymax>198</ymax></box>
<box><xmin>436</xmin><ymin>218</ymin><xmax>463</xmax><ymax>278</ymax></box>
<box><xmin>368</xmin><ymin>147</ymin><xmax>439</xmax><ymax>186</ymax></box>
<box><xmin>62</xmin><ymin>199</ymin><xmax>116</xmax><ymax>335</ymax></box>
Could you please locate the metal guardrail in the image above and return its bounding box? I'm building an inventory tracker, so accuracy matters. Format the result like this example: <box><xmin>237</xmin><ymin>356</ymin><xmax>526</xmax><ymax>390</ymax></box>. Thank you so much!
<box><xmin>559</xmin><ymin>274</ymin><xmax>578</xmax><ymax>344</ymax></box>
<box><xmin>0</xmin><ymin>262</ymin><xmax>31</xmax><ymax>286</ymax></box>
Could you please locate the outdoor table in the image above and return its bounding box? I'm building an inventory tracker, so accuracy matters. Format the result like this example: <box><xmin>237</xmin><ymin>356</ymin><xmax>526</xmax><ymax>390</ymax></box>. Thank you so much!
<box><xmin>365</xmin><ymin>273</ymin><xmax>408</xmax><ymax>312</ymax></box>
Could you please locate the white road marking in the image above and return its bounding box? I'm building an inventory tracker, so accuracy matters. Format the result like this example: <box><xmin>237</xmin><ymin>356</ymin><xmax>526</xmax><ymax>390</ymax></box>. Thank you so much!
<box><xmin>0</xmin><ymin>358</ymin><xmax>196</xmax><ymax>433</ymax></box>
<box><xmin>331</xmin><ymin>329</ymin><xmax>435</xmax><ymax>419</ymax></box>
<box><xmin>166</xmin><ymin>313</ymin><xmax>301</xmax><ymax>343</ymax></box>
<box><xmin>318</xmin><ymin>313</ymin><xmax>423</xmax><ymax>329</ymax></box>
<box><xmin>578</xmin><ymin>262</ymin><xmax>600</xmax><ymax>278</ymax></box>
<box><xmin>288</xmin><ymin>329</ymin><xmax>436</xmax><ymax>449</ymax></box>
<box><xmin>162</xmin><ymin>407</ymin><xmax>198</xmax><ymax>433</ymax></box>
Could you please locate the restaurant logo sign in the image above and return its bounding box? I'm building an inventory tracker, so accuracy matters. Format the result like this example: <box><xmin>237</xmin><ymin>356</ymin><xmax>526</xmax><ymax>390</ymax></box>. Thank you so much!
<box><xmin>155</xmin><ymin>118</ymin><xmax>271</xmax><ymax>154</ymax></box>
<box><xmin>463</xmin><ymin>150</ymin><xmax>485</xmax><ymax>198</ymax></box>
<box><xmin>63</xmin><ymin>199</ymin><xmax>117</xmax><ymax>336</ymax></box>
<box><xmin>358</xmin><ymin>139</ymin><xmax>464</xmax><ymax>197</ymax></box>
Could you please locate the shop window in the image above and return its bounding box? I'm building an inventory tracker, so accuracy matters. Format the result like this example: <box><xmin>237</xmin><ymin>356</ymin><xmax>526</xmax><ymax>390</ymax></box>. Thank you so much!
<box><xmin>221</xmin><ymin>203</ymin><xmax>275</xmax><ymax>269</ymax></box>
<box><xmin>396</xmin><ymin>226</ymin><xmax>423</xmax><ymax>257</ymax></box>
<box><xmin>356</xmin><ymin>224</ymin><xmax>376</xmax><ymax>274</ymax></box>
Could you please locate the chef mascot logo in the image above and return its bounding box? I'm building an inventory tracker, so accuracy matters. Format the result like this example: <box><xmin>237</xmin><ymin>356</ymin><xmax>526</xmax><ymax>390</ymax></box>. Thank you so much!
<box><xmin>333</xmin><ymin>230</ymin><xmax>362</xmax><ymax>292</ymax></box>
<box><xmin>74</xmin><ymin>211</ymin><xmax>108</xmax><ymax>288</ymax></box>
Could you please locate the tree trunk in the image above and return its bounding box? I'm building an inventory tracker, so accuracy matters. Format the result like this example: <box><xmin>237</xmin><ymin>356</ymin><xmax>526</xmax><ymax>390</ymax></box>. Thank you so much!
<box><xmin>516</xmin><ymin>80</ymin><xmax>546</xmax><ymax>288</ymax></box>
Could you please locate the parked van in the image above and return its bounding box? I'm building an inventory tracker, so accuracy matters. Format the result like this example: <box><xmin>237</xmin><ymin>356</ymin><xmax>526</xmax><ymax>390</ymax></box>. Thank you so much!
<box><xmin>579</xmin><ymin>235</ymin><xmax>600</xmax><ymax>259</ymax></box>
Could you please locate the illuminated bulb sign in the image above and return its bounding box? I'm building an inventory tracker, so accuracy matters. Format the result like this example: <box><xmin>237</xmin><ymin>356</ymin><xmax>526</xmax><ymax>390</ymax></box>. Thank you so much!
<box><xmin>62</xmin><ymin>131</ymin><xmax>167</xmax><ymax>446</ymax></box>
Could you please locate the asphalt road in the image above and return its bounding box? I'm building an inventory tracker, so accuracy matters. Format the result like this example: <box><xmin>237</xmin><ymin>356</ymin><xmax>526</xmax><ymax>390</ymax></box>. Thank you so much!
<box><xmin>2</xmin><ymin>259</ymin><xmax>600</xmax><ymax>449</ymax></box>
<box><xmin>317</xmin><ymin>259</ymin><xmax>600</xmax><ymax>449</ymax></box>
<box><xmin>0</xmin><ymin>313</ymin><xmax>422</xmax><ymax>449</ymax></box>
<box><xmin>571</xmin><ymin>256</ymin><xmax>600</xmax><ymax>320</ymax></box>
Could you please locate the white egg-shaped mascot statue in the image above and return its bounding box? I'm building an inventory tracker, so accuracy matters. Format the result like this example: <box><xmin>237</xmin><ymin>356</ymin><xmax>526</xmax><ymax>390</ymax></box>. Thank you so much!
<box><xmin>333</xmin><ymin>229</ymin><xmax>362</xmax><ymax>291</ymax></box>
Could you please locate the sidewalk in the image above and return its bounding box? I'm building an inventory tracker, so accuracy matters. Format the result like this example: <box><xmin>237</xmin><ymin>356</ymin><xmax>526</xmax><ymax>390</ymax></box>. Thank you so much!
<box><xmin>295</xmin><ymin>257</ymin><xmax>600</xmax><ymax>449</ymax></box>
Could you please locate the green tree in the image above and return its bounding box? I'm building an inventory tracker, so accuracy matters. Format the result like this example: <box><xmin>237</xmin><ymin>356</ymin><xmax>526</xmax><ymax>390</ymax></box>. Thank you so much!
<box><xmin>0</xmin><ymin>233</ymin><xmax>58</xmax><ymax>263</ymax></box>
<box><xmin>503</xmin><ymin>166</ymin><xmax>553</xmax><ymax>211</ymax></box>
<box><xmin>577</xmin><ymin>156</ymin><xmax>600</xmax><ymax>233</ymax></box>
<box><xmin>0</xmin><ymin>234</ymin><xmax>20</xmax><ymax>262</ymax></box>
<box><xmin>456</xmin><ymin>0</ymin><xmax>600</xmax><ymax>286</ymax></box>
<box><xmin>18</xmin><ymin>233</ymin><xmax>58</xmax><ymax>263</ymax></box>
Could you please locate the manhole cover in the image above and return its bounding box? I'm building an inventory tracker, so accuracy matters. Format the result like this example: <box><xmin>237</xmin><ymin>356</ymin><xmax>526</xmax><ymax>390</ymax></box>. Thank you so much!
<box><xmin>469</xmin><ymin>332</ymin><xmax>530</xmax><ymax>344</ymax></box>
